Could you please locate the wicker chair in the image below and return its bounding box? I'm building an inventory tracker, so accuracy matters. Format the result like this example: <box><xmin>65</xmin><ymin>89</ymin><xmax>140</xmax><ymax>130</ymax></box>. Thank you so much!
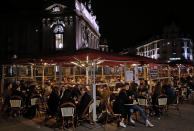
<box><xmin>59</xmin><ymin>102</ymin><xmax>76</xmax><ymax>131</ymax></box>
<box><xmin>157</xmin><ymin>94</ymin><xmax>168</xmax><ymax>116</ymax></box>
<box><xmin>137</xmin><ymin>95</ymin><xmax>152</xmax><ymax>117</ymax></box>
<box><xmin>9</xmin><ymin>96</ymin><xmax>23</xmax><ymax>118</ymax></box>
<box><xmin>30</xmin><ymin>94</ymin><xmax>40</xmax><ymax>106</ymax></box>
<box><xmin>79</xmin><ymin>98</ymin><xmax>94</xmax><ymax>122</ymax></box>
<box><xmin>30</xmin><ymin>94</ymin><xmax>41</xmax><ymax>117</ymax></box>
<box><xmin>106</xmin><ymin>101</ymin><xmax>121</xmax><ymax>127</ymax></box>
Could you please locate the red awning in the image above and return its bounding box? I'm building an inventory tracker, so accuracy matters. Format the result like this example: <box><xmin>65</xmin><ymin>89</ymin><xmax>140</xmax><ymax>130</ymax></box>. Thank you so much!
<box><xmin>13</xmin><ymin>48</ymin><xmax>161</xmax><ymax>66</ymax></box>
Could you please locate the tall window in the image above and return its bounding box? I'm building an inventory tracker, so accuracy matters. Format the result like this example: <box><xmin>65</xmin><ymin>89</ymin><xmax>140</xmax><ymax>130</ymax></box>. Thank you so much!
<box><xmin>53</xmin><ymin>24</ymin><xmax>64</xmax><ymax>50</ymax></box>
<box><xmin>55</xmin><ymin>34</ymin><xmax>63</xmax><ymax>49</ymax></box>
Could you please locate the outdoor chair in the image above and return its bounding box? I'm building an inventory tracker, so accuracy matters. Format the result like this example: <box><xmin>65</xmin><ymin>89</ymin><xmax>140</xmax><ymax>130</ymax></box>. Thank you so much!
<box><xmin>94</xmin><ymin>98</ymin><xmax>101</xmax><ymax>117</ymax></box>
<box><xmin>79</xmin><ymin>98</ymin><xmax>94</xmax><ymax>124</ymax></box>
<box><xmin>137</xmin><ymin>95</ymin><xmax>152</xmax><ymax>117</ymax></box>
<box><xmin>157</xmin><ymin>94</ymin><xmax>168</xmax><ymax>116</ymax></box>
<box><xmin>59</xmin><ymin>102</ymin><xmax>76</xmax><ymax>131</ymax></box>
<box><xmin>10</xmin><ymin>100</ymin><xmax>22</xmax><ymax>108</ymax></box>
<box><xmin>44</xmin><ymin>103</ymin><xmax>57</xmax><ymax>122</ymax></box>
<box><xmin>96</xmin><ymin>99</ymin><xmax>101</xmax><ymax>108</ymax></box>
<box><xmin>31</xmin><ymin>97</ymin><xmax>39</xmax><ymax>106</ymax></box>
<box><xmin>9</xmin><ymin>96</ymin><xmax>23</xmax><ymax>118</ymax></box>
<box><xmin>96</xmin><ymin>96</ymin><xmax>102</xmax><ymax>107</ymax></box>
<box><xmin>30</xmin><ymin>94</ymin><xmax>42</xmax><ymax>117</ymax></box>
<box><xmin>181</xmin><ymin>87</ymin><xmax>188</xmax><ymax>101</ymax></box>
<box><xmin>106</xmin><ymin>100</ymin><xmax>121</xmax><ymax>127</ymax></box>
<box><xmin>39</xmin><ymin>95</ymin><xmax>48</xmax><ymax>117</ymax></box>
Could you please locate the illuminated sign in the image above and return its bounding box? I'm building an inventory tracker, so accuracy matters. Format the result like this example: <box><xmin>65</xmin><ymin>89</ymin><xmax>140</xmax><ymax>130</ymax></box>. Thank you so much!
<box><xmin>169</xmin><ymin>57</ymin><xmax>181</xmax><ymax>60</ymax></box>
<box><xmin>150</xmin><ymin>65</ymin><xmax>158</xmax><ymax>79</ymax></box>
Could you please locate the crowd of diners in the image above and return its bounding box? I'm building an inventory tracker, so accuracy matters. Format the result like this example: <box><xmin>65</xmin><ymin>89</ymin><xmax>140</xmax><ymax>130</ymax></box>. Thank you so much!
<box><xmin>0</xmin><ymin>74</ymin><xmax>194</xmax><ymax>128</ymax></box>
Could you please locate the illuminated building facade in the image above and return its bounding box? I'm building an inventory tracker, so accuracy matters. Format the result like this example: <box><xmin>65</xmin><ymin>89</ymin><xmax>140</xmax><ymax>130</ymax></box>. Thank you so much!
<box><xmin>136</xmin><ymin>23</ymin><xmax>193</xmax><ymax>61</ymax></box>
<box><xmin>42</xmin><ymin>0</ymin><xmax>100</xmax><ymax>54</ymax></box>
<box><xmin>136</xmin><ymin>38</ymin><xmax>193</xmax><ymax>61</ymax></box>
<box><xmin>0</xmin><ymin>0</ymin><xmax>100</xmax><ymax>61</ymax></box>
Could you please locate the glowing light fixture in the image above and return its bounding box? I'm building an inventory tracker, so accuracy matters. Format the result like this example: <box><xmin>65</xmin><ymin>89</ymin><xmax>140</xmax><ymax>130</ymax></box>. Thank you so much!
<box><xmin>71</xmin><ymin>56</ymin><xmax>104</xmax><ymax>68</ymax></box>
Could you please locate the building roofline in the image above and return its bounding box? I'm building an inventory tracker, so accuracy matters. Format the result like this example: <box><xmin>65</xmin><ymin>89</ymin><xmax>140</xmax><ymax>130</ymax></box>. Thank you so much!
<box><xmin>136</xmin><ymin>37</ymin><xmax>193</xmax><ymax>49</ymax></box>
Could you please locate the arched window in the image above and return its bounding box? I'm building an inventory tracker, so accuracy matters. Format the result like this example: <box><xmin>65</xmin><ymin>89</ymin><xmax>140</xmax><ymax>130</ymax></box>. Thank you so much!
<box><xmin>54</xmin><ymin>25</ymin><xmax>64</xmax><ymax>50</ymax></box>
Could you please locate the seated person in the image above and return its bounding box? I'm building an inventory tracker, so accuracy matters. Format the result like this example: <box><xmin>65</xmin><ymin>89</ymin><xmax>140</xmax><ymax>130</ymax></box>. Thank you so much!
<box><xmin>163</xmin><ymin>83</ymin><xmax>176</xmax><ymax>104</ymax></box>
<box><xmin>152</xmin><ymin>82</ymin><xmax>162</xmax><ymax>117</ymax></box>
<box><xmin>9</xmin><ymin>84</ymin><xmax>25</xmax><ymax>117</ymax></box>
<box><xmin>115</xmin><ymin>78</ymin><xmax>124</xmax><ymax>89</ymax></box>
<box><xmin>27</xmin><ymin>85</ymin><xmax>39</xmax><ymax>105</ymax></box>
<box><xmin>113</xmin><ymin>94</ymin><xmax>130</xmax><ymax>128</ymax></box>
<box><xmin>60</xmin><ymin>88</ymin><xmax>75</xmax><ymax>105</ymax></box>
<box><xmin>97</xmin><ymin>85</ymin><xmax>110</xmax><ymax>116</ymax></box>
<box><xmin>1</xmin><ymin>83</ymin><xmax>13</xmax><ymax>114</ymax></box>
<box><xmin>12</xmin><ymin>85</ymin><xmax>25</xmax><ymax>100</ymax></box>
<box><xmin>77</xmin><ymin>87</ymin><xmax>92</xmax><ymax>119</ymax></box>
<box><xmin>47</xmin><ymin>87</ymin><xmax>60</xmax><ymax>117</ymax></box>
<box><xmin>138</xmin><ymin>84</ymin><xmax>148</xmax><ymax>96</ymax></box>
<box><xmin>25</xmin><ymin>84</ymin><xmax>40</xmax><ymax>118</ymax></box>
<box><xmin>71</xmin><ymin>85</ymin><xmax>81</xmax><ymax>101</ymax></box>
<box><xmin>121</xmin><ymin>83</ymin><xmax>154</xmax><ymax>127</ymax></box>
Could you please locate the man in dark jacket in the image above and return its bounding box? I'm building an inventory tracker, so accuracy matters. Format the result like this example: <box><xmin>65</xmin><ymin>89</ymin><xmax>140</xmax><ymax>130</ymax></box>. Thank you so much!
<box><xmin>113</xmin><ymin>83</ymin><xmax>132</xmax><ymax>127</ymax></box>
<box><xmin>77</xmin><ymin>88</ymin><xmax>92</xmax><ymax>117</ymax></box>
<box><xmin>47</xmin><ymin>87</ymin><xmax>60</xmax><ymax>117</ymax></box>
<box><xmin>60</xmin><ymin>89</ymin><xmax>75</xmax><ymax>105</ymax></box>
<box><xmin>1</xmin><ymin>83</ymin><xmax>13</xmax><ymax>114</ymax></box>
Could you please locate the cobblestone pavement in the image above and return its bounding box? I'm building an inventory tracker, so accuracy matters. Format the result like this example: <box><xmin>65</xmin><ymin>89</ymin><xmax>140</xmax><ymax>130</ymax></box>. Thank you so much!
<box><xmin>0</xmin><ymin>102</ymin><xmax>194</xmax><ymax>131</ymax></box>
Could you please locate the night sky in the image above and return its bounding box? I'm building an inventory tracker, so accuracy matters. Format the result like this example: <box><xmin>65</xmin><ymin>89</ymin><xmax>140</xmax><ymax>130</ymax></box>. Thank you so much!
<box><xmin>92</xmin><ymin>1</ymin><xmax>194</xmax><ymax>52</ymax></box>
<box><xmin>1</xmin><ymin>0</ymin><xmax>194</xmax><ymax>53</ymax></box>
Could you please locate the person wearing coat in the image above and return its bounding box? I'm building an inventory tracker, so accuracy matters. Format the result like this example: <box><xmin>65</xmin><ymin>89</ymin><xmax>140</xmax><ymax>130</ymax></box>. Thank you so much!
<box><xmin>47</xmin><ymin>87</ymin><xmax>60</xmax><ymax>117</ymax></box>
<box><xmin>113</xmin><ymin>83</ymin><xmax>132</xmax><ymax>128</ymax></box>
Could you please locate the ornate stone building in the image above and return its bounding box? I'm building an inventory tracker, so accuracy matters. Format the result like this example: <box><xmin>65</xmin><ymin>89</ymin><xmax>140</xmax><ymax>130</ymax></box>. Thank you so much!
<box><xmin>0</xmin><ymin>0</ymin><xmax>100</xmax><ymax>61</ymax></box>
<box><xmin>42</xmin><ymin>0</ymin><xmax>100</xmax><ymax>54</ymax></box>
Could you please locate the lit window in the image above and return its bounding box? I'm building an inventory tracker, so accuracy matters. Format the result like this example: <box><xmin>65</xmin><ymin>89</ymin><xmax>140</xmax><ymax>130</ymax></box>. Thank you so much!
<box><xmin>56</xmin><ymin>34</ymin><xmax>63</xmax><ymax>49</ymax></box>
